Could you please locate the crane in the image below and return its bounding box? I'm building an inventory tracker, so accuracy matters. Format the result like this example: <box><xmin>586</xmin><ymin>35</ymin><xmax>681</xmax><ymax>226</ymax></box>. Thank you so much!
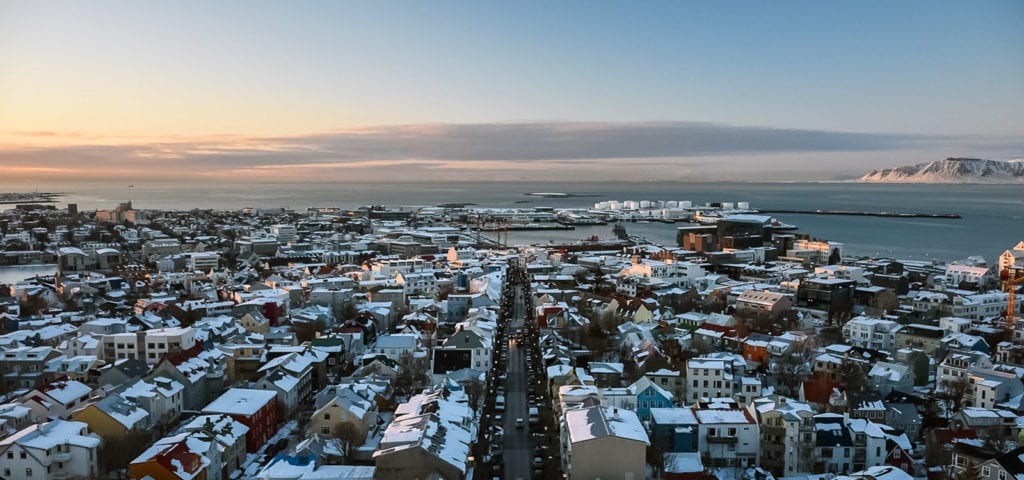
<box><xmin>1002</xmin><ymin>268</ymin><xmax>1024</xmax><ymax>331</ymax></box>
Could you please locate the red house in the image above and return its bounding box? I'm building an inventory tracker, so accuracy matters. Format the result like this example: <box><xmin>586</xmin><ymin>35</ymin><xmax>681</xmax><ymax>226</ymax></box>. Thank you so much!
<box><xmin>884</xmin><ymin>431</ymin><xmax>915</xmax><ymax>473</ymax></box>
<box><xmin>202</xmin><ymin>388</ymin><xmax>279</xmax><ymax>452</ymax></box>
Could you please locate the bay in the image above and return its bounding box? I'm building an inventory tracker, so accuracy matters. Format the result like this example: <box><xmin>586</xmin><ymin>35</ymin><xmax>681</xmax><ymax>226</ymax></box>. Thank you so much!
<box><xmin>2</xmin><ymin>181</ymin><xmax>1021</xmax><ymax>264</ymax></box>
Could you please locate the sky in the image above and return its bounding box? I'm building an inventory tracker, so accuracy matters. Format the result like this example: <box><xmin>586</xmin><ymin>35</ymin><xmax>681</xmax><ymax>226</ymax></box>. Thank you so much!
<box><xmin>0</xmin><ymin>0</ymin><xmax>1022</xmax><ymax>183</ymax></box>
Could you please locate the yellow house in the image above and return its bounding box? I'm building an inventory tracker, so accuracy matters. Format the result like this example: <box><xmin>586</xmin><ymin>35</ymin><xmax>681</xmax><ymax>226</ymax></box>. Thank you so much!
<box><xmin>311</xmin><ymin>387</ymin><xmax>377</xmax><ymax>442</ymax></box>
<box><xmin>239</xmin><ymin>312</ymin><xmax>270</xmax><ymax>334</ymax></box>
<box><xmin>71</xmin><ymin>393</ymin><xmax>149</xmax><ymax>439</ymax></box>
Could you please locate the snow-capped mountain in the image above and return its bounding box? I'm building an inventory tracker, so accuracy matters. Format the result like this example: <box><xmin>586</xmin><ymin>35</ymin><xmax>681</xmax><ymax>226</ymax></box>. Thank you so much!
<box><xmin>860</xmin><ymin>158</ymin><xmax>1024</xmax><ymax>184</ymax></box>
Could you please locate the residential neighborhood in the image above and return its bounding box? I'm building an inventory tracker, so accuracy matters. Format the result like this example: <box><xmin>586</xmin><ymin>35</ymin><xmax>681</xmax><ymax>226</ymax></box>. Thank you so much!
<box><xmin>0</xmin><ymin>200</ymin><xmax>1022</xmax><ymax>480</ymax></box>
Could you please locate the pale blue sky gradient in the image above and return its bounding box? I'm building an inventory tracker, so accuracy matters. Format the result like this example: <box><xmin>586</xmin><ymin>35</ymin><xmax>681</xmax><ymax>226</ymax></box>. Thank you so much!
<box><xmin>0</xmin><ymin>0</ymin><xmax>1021</xmax><ymax>181</ymax></box>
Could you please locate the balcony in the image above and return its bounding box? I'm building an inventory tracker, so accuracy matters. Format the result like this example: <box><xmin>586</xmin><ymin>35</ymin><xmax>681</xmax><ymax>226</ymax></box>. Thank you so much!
<box><xmin>52</xmin><ymin>452</ymin><xmax>71</xmax><ymax>461</ymax></box>
<box><xmin>707</xmin><ymin>434</ymin><xmax>738</xmax><ymax>444</ymax></box>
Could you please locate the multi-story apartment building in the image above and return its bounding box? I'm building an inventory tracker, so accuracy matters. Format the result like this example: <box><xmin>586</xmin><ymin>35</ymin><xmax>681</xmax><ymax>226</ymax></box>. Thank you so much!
<box><xmin>842</xmin><ymin>317</ymin><xmax>899</xmax><ymax>353</ymax></box>
<box><xmin>751</xmin><ymin>398</ymin><xmax>815</xmax><ymax>476</ymax></box>
<box><xmin>0</xmin><ymin>420</ymin><xmax>101</xmax><ymax>480</ymax></box>
<box><xmin>686</xmin><ymin>354</ymin><xmax>760</xmax><ymax>404</ymax></box>
<box><xmin>101</xmin><ymin>327</ymin><xmax>197</xmax><ymax>365</ymax></box>
<box><xmin>0</xmin><ymin>346</ymin><xmax>64</xmax><ymax>392</ymax></box>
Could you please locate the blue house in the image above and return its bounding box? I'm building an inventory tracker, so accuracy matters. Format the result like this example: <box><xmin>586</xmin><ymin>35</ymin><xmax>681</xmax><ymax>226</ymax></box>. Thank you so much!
<box><xmin>650</xmin><ymin>407</ymin><xmax>698</xmax><ymax>452</ymax></box>
<box><xmin>941</xmin><ymin>332</ymin><xmax>990</xmax><ymax>354</ymax></box>
<box><xmin>629</xmin><ymin>377</ymin><xmax>674</xmax><ymax>420</ymax></box>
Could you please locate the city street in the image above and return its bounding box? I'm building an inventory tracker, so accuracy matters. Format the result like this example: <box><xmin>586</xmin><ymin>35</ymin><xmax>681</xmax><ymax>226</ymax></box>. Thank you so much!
<box><xmin>502</xmin><ymin>286</ymin><xmax>532</xmax><ymax>480</ymax></box>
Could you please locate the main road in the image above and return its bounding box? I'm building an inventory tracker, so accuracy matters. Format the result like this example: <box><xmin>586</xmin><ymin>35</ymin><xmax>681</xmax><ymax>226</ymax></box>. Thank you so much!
<box><xmin>503</xmin><ymin>285</ymin><xmax>532</xmax><ymax>480</ymax></box>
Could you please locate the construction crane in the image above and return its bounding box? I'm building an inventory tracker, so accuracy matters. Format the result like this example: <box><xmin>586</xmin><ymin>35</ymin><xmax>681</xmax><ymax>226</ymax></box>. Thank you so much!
<box><xmin>1002</xmin><ymin>268</ymin><xmax>1024</xmax><ymax>331</ymax></box>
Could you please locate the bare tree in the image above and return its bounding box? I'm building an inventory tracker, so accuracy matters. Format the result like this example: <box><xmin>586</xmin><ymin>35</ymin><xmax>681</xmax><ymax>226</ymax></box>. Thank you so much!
<box><xmin>936</xmin><ymin>376</ymin><xmax>972</xmax><ymax>416</ymax></box>
<box><xmin>646</xmin><ymin>443</ymin><xmax>666</xmax><ymax>479</ymax></box>
<box><xmin>98</xmin><ymin>430</ymin><xmax>151</xmax><ymax>479</ymax></box>
<box><xmin>464</xmin><ymin>379</ymin><xmax>485</xmax><ymax>412</ymax></box>
<box><xmin>773</xmin><ymin>338</ymin><xmax>818</xmax><ymax>396</ymax></box>
<box><xmin>839</xmin><ymin>361</ymin><xmax>869</xmax><ymax>393</ymax></box>
<box><xmin>333</xmin><ymin>421</ymin><xmax>363</xmax><ymax>463</ymax></box>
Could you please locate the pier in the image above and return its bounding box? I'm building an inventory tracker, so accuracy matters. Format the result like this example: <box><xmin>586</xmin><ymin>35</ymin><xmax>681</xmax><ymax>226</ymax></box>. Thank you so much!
<box><xmin>757</xmin><ymin>209</ymin><xmax>961</xmax><ymax>219</ymax></box>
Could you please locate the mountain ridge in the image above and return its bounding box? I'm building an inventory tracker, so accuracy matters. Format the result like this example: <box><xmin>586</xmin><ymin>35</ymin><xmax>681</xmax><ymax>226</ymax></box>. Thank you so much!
<box><xmin>860</xmin><ymin>158</ymin><xmax>1024</xmax><ymax>184</ymax></box>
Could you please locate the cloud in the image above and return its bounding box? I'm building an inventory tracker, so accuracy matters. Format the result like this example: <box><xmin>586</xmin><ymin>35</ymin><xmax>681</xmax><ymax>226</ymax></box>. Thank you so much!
<box><xmin>0</xmin><ymin>121</ymin><xmax>1018</xmax><ymax>181</ymax></box>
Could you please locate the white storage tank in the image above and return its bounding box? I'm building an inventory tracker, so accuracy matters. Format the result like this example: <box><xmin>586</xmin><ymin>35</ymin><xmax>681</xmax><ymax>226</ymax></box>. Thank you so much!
<box><xmin>681</xmin><ymin>201</ymin><xmax>692</xmax><ymax>208</ymax></box>
<box><xmin>639</xmin><ymin>200</ymin><xmax>651</xmax><ymax>209</ymax></box>
<box><xmin>666</xmin><ymin>201</ymin><xmax>678</xmax><ymax>208</ymax></box>
<box><xmin>722</xmin><ymin>202</ymin><xmax>735</xmax><ymax>209</ymax></box>
<box><xmin>737</xmin><ymin>202</ymin><xmax>750</xmax><ymax>209</ymax></box>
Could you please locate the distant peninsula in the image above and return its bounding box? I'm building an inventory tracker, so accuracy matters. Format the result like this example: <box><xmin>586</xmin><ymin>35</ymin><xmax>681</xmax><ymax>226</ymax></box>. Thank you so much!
<box><xmin>525</xmin><ymin>192</ymin><xmax>601</xmax><ymax>198</ymax></box>
<box><xmin>860</xmin><ymin>158</ymin><xmax>1024</xmax><ymax>184</ymax></box>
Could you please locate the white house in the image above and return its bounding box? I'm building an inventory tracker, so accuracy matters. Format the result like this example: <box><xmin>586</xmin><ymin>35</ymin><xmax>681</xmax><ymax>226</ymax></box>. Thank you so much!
<box><xmin>0</xmin><ymin>420</ymin><xmax>101</xmax><ymax>480</ymax></box>
<box><xmin>693</xmin><ymin>407</ymin><xmax>760</xmax><ymax>467</ymax></box>
<box><xmin>842</xmin><ymin>317</ymin><xmax>899</xmax><ymax>353</ymax></box>
<box><xmin>560</xmin><ymin>405</ymin><xmax>649</xmax><ymax>480</ymax></box>
<box><xmin>373</xmin><ymin>334</ymin><xmax>420</xmax><ymax>363</ymax></box>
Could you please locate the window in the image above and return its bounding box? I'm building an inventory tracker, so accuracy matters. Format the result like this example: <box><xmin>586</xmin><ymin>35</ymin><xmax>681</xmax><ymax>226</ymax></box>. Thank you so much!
<box><xmin>20</xmin><ymin>452</ymin><xmax>26</xmax><ymax>459</ymax></box>
<box><xmin>894</xmin><ymin>450</ymin><xmax>901</xmax><ymax>458</ymax></box>
<box><xmin>3</xmin><ymin>469</ymin><xmax>8</xmax><ymax>477</ymax></box>
<box><xmin>728</xmin><ymin>428</ymin><xmax>737</xmax><ymax>436</ymax></box>
<box><xmin>26</xmin><ymin>468</ymin><xmax>32</xmax><ymax>477</ymax></box>
<box><xmin>999</xmin><ymin>471</ymin><xmax>1007</xmax><ymax>480</ymax></box>
<box><xmin>321</xmin><ymin>426</ymin><xmax>330</xmax><ymax>434</ymax></box>
<box><xmin>982</xmin><ymin>467</ymin><xmax>990</xmax><ymax>477</ymax></box>
<box><xmin>324</xmin><ymin>414</ymin><xmax>330</xmax><ymax>420</ymax></box>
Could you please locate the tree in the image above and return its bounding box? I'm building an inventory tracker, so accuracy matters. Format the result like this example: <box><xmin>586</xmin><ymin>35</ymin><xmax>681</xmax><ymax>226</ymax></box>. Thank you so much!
<box><xmin>774</xmin><ymin>338</ymin><xmax>817</xmax><ymax>396</ymax></box>
<box><xmin>435</xmin><ymin>283</ymin><xmax>454</xmax><ymax>301</ymax></box>
<box><xmin>19</xmin><ymin>290</ymin><xmax>49</xmax><ymax>316</ymax></box>
<box><xmin>580</xmin><ymin>320</ymin><xmax>610</xmax><ymax>353</ymax></box>
<box><xmin>99</xmin><ymin>430</ymin><xmax>151</xmax><ymax>479</ymax></box>
<box><xmin>871</xmin><ymin>289</ymin><xmax>900</xmax><ymax>313</ymax></box>
<box><xmin>646</xmin><ymin>442</ymin><xmax>666</xmax><ymax>479</ymax></box>
<box><xmin>396</xmin><ymin>351</ymin><xmax>430</xmax><ymax>394</ymax></box>
<box><xmin>734</xmin><ymin>308</ymin><xmax>773</xmax><ymax>333</ymax></box>
<box><xmin>920</xmin><ymin>393</ymin><xmax>946</xmax><ymax>432</ymax></box>
<box><xmin>293</xmin><ymin>318</ymin><xmax>326</xmax><ymax>344</ymax></box>
<box><xmin>955</xmin><ymin>459</ymin><xmax>980</xmax><ymax>480</ymax></box>
<box><xmin>839</xmin><ymin>361</ymin><xmax>869</xmax><ymax>393</ymax></box>
<box><xmin>936</xmin><ymin>376</ymin><xmax>972</xmax><ymax>417</ymax></box>
<box><xmin>464</xmin><ymin>379</ymin><xmax>485</xmax><ymax>412</ymax></box>
<box><xmin>828</xmin><ymin>248</ymin><xmax>841</xmax><ymax>265</ymax></box>
<box><xmin>333</xmin><ymin>421</ymin><xmax>363</xmax><ymax>463</ymax></box>
<box><xmin>818</xmin><ymin>326</ymin><xmax>844</xmax><ymax>346</ymax></box>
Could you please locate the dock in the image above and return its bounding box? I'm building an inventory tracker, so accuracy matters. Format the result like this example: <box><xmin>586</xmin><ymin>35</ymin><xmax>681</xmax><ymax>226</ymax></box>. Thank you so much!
<box><xmin>757</xmin><ymin>209</ymin><xmax>961</xmax><ymax>219</ymax></box>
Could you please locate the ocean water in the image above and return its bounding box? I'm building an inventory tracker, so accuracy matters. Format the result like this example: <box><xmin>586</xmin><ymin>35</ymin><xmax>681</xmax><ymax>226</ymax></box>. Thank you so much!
<box><xmin>2</xmin><ymin>181</ymin><xmax>1022</xmax><ymax>264</ymax></box>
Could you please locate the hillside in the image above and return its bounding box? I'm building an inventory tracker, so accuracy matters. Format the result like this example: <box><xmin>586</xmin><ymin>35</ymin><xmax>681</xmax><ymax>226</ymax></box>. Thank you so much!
<box><xmin>860</xmin><ymin>158</ymin><xmax>1024</xmax><ymax>183</ymax></box>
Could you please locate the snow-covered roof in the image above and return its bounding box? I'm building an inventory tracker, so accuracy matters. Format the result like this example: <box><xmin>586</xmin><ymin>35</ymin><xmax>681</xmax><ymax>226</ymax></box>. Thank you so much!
<box><xmin>203</xmin><ymin>388</ymin><xmax>277</xmax><ymax>416</ymax></box>
<box><xmin>694</xmin><ymin>409</ymin><xmax>754</xmax><ymax>424</ymax></box>
<box><xmin>664</xmin><ymin>452</ymin><xmax>704</xmax><ymax>474</ymax></box>
<box><xmin>650</xmin><ymin>407</ymin><xmax>698</xmax><ymax>425</ymax></box>
<box><xmin>0</xmin><ymin>419</ymin><xmax>100</xmax><ymax>450</ymax></box>
<box><xmin>564</xmin><ymin>405</ymin><xmax>649</xmax><ymax>445</ymax></box>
